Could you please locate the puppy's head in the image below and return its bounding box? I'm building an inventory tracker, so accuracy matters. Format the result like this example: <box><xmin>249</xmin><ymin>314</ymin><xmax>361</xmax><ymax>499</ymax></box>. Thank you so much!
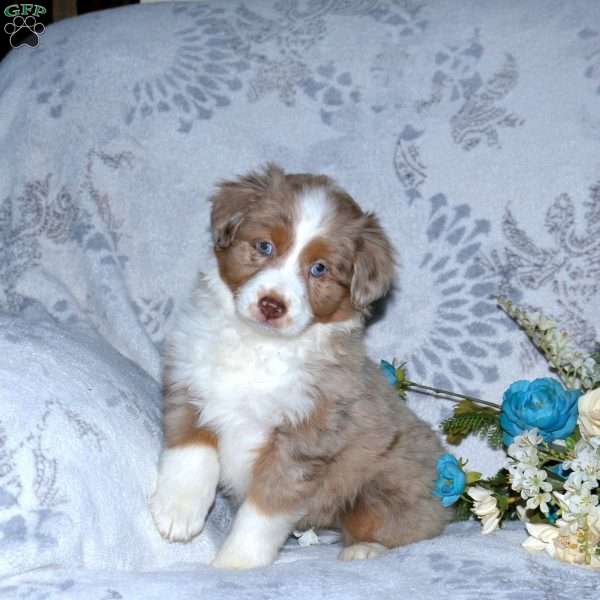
<box><xmin>211</xmin><ymin>163</ymin><xmax>394</xmax><ymax>337</ymax></box>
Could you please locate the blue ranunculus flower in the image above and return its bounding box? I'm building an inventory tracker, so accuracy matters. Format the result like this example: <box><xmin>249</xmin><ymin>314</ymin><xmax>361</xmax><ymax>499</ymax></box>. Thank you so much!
<box><xmin>379</xmin><ymin>360</ymin><xmax>397</xmax><ymax>385</ymax></box>
<box><xmin>500</xmin><ymin>378</ymin><xmax>580</xmax><ymax>446</ymax></box>
<box><xmin>433</xmin><ymin>453</ymin><xmax>466</xmax><ymax>507</ymax></box>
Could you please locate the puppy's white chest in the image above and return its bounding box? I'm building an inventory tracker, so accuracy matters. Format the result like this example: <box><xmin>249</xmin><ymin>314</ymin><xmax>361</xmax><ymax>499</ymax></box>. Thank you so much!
<box><xmin>213</xmin><ymin>327</ymin><xmax>295</xmax><ymax>389</ymax></box>
<box><xmin>190</xmin><ymin>323</ymin><xmax>314</xmax><ymax>499</ymax></box>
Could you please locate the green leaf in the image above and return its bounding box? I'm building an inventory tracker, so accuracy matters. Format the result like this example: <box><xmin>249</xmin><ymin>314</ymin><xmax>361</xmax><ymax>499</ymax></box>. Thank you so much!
<box><xmin>394</xmin><ymin>382</ymin><xmax>407</xmax><ymax>400</ymax></box>
<box><xmin>393</xmin><ymin>363</ymin><xmax>408</xmax><ymax>399</ymax></box>
<box><xmin>441</xmin><ymin>404</ymin><xmax>503</xmax><ymax>449</ymax></box>
<box><xmin>466</xmin><ymin>471</ymin><xmax>482</xmax><ymax>484</ymax></box>
<box><xmin>484</xmin><ymin>468</ymin><xmax>509</xmax><ymax>488</ymax></box>
<box><xmin>453</xmin><ymin>399</ymin><xmax>476</xmax><ymax>415</ymax></box>
<box><xmin>453</xmin><ymin>497</ymin><xmax>474</xmax><ymax>522</ymax></box>
<box><xmin>395</xmin><ymin>363</ymin><xmax>408</xmax><ymax>384</ymax></box>
<box><xmin>495</xmin><ymin>494</ymin><xmax>509</xmax><ymax>511</ymax></box>
<box><xmin>528</xmin><ymin>512</ymin><xmax>548</xmax><ymax>524</ymax></box>
<box><xmin>565</xmin><ymin>429</ymin><xmax>581</xmax><ymax>451</ymax></box>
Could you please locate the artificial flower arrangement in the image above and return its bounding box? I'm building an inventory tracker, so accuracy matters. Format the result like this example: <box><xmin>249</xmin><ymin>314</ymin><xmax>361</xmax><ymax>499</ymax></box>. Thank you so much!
<box><xmin>381</xmin><ymin>298</ymin><xmax>600</xmax><ymax>569</ymax></box>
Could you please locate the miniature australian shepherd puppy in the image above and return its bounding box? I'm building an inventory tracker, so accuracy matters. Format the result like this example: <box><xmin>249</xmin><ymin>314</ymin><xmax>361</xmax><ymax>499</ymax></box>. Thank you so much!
<box><xmin>149</xmin><ymin>164</ymin><xmax>450</xmax><ymax>569</ymax></box>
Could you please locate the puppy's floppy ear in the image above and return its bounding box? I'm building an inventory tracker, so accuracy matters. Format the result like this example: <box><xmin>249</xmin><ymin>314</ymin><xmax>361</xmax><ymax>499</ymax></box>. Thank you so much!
<box><xmin>210</xmin><ymin>163</ymin><xmax>286</xmax><ymax>249</ymax></box>
<box><xmin>350</xmin><ymin>213</ymin><xmax>395</xmax><ymax>311</ymax></box>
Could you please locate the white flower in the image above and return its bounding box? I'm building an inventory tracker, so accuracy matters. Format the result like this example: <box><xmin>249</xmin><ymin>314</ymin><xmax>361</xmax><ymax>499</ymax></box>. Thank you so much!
<box><xmin>521</xmin><ymin>468</ymin><xmax>552</xmax><ymax>497</ymax></box>
<box><xmin>535</xmin><ymin>315</ymin><xmax>557</xmax><ymax>332</ymax></box>
<box><xmin>569</xmin><ymin>492</ymin><xmax>598</xmax><ymax>514</ymax></box>
<box><xmin>507</xmin><ymin>463</ymin><xmax>537</xmax><ymax>494</ymax></box>
<box><xmin>526</xmin><ymin>491</ymin><xmax>552</xmax><ymax>514</ymax></box>
<box><xmin>467</xmin><ymin>486</ymin><xmax>501</xmax><ymax>535</ymax></box>
<box><xmin>507</xmin><ymin>430</ymin><xmax>542</xmax><ymax>467</ymax></box>
<box><xmin>516</xmin><ymin>505</ymin><xmax>529</xmax><ymax>522</ymax></box>
<box><xmin>480</xmin><ymin>512</ymin><xmax>501</xmax><ymax>534</ymax></box>
<box><xmin>506</xmin><ymin>430</ymin><xmax>544</xmax><ymax>498</ymax></box>
<box><xmin>292</xmin><ymin>529</ymin><xmax>319</xmax><ymax>546</ymax></box>
<box><xmin>578</xmin><ymin>388</ymin><xmax>600</xmax><ymax>440</ymax></box>
<box><xmin>555</xmin><ymin>510</ymin><xmax>600</xmax><ymax>568</ymax></box>
<box><xmin>554</xmin><ymin>482</ymin><xmax>600</xmax><ymax>534</ymax></box>
<box><xmin>515</xmin><ymin>467</ymin><xmax>554</xmax><ymax>515</ymax></box>
<box><xmin>510</xmin><ymin>465</ymin><xmax>552</xmax><ymax>504</ymax></box>
<box><xmin>564</xmin><ymin>440</ymin><xmax>600</xmax><ymax>480</ymax></box>
<box><xmin>507</xmin><ymin>445</ymin><xmax>539</xmax><ymax>467</ymax></box>
<box><xmin>472</xmin><ymin>497</ymin><xmax>498</xmax><ymax>516</ymax></box>
<box><xmin>554</xmin><ymin>538</ymin><xmax>588</xmax><ymax>566</ymax></box>
<box><xmin>524</xmin><ymin>521</ymin><xmax>600</xmax><ymax>568</ymax></box>
<box><xmin>587</xmin><ymin>506</ymin><xmax>600</xmax><ymax>542</ymax></box>
<box><xmin>564</xmin><ymin>470</ymin><xmax>598</xmax><ymax>495</ymax></box>
<box><xmin>467</xmin><ymin>485</ymin><xmax>494</xmax><ymax>503</ymax></box>
<box><xmin>522</xmin><ymin>523</ymin><xmax>559</xmax><ymax>557</ymax></box>
<box><xmin>520</xmin><ymin>429</ymin><xmax>544</xmax><ymax>447</ymax></box>
<box><xmin>588</xmin><ymin>436</ymin><xmax>600</xmax><ymax>450</ymax></box>
<box><xmin>554</xmin><ymin>504</ymin><xmax>580</xmax><ymax>534</ymax></box>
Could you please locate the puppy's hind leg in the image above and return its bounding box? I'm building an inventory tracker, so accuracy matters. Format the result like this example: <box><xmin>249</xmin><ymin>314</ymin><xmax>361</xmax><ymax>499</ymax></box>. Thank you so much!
<box><xmin>339</xmin><ymin>496</ymin><xmax>388</xmax><ymax>561</ymax></box>
<box><xmin>339</xmin><ymin>542</ymin><xmax>388</xmax><ymax>561</ymax></box>
<box><xmin>339</xmin><ymin>487</ymin><xmax>450</xmax><ymax>561</ymax></box>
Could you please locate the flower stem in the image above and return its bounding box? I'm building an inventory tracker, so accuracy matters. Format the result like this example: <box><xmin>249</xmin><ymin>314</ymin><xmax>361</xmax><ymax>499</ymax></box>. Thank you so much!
<box><xmin>403</xmin><ymin>380</ymin><xmax>500</xmax><ymax>410</ymax></box>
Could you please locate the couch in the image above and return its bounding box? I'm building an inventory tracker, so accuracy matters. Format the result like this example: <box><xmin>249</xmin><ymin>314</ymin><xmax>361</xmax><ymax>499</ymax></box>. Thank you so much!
<box><xmin>1</xmin><ymin>1</ymin><xmax>599</xmax><ymax>597</ymax></box>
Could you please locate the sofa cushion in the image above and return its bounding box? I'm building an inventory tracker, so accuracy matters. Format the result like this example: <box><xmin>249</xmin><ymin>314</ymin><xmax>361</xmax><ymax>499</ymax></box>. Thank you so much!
<box><xmin>0</xmin><ymin>316</ymin><xmax>231</xmax><ymax>577</ymax></box>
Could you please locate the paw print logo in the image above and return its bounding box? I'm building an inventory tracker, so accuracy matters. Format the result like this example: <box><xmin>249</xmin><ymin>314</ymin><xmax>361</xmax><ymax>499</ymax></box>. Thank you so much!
<box><xmin>4</xmin><ymin>15</ymin><xmax>45</xmax><ymax>48</ymax></box>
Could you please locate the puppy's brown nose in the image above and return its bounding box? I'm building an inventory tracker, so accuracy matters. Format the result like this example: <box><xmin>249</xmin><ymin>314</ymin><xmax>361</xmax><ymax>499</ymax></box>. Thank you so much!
<box><xmin>258</xmin><ymin>296</ymin><xmax>287</xmax><ymax>320</ymax></box>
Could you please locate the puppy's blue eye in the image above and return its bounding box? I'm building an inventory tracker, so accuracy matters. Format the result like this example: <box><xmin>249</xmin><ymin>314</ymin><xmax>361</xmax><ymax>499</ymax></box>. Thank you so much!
<box><xmin>309</xmin><ymin>262</ymin><xmax>327</xmax><ymax>278</ymax></box>
<box><xmin>256</xmin><ymin>240</ymin><xmax>274</xmax><ymax>256</ymax></box>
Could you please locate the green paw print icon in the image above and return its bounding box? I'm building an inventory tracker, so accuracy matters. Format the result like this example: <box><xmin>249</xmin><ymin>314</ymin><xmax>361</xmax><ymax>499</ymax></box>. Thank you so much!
<box><xmin>4</xmin><ymin>15</ymin><xmax>45</xmax><ymax>48</ymax></box>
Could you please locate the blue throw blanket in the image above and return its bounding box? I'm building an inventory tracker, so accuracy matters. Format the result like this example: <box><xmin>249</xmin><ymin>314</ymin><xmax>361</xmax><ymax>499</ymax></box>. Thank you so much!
<box><xmin>0</xmin><ymin>1</ymin><xmax>599</xmax><ymax>597</ymax></box>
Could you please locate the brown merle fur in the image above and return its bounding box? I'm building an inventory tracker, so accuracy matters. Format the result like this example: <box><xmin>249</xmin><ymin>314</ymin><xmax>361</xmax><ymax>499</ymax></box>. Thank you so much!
<box><xmin>211</xmin><ymin>163</ymin><xmax>395</xmax><ymax>321</ymax></box>
<box><xmin>165</xmin><ymin>164</ymin><xmax>450</xmax><ymax>552</ymax></box>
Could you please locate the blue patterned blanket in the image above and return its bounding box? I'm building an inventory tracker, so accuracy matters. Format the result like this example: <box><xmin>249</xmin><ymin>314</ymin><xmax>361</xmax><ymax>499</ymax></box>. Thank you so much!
<box><xmin>0</xmin><ymin>1</ymin><xmax>599</xmax><ymax>598</ymax></box>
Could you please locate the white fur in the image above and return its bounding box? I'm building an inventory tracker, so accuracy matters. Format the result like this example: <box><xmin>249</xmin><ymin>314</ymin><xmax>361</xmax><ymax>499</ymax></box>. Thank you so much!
<box><xmin>236</xmin><ymin>187</ymin><xmax>332</xmax><ymax>337</ymax></box>
<box><xmin>161</xmin><ymin>188</ymin><xmax>362</xmax><ymax>564</ymax></box>
<box><xmin>339</xmin><ymin>542</ymin><xmax>387</xmax><ymax>561</ymax></box>
<box><xmin>212</xmin><ymin>501</ymin><xmax>299</xmax><ymax>570</ymax></box>
<box><xmin>149</xmin><ymin>445</ymin><xmax>219</xmax><ymax>542</ymax></box>
<box><xmin>286</xmin><ymin>187</ymin><xmax>332</xmax><ymax>265</ymax></box>
<box><xmin>170</xmin><ymin>263</ymin><xmax>358</xmax><ymax>500</ymax></box>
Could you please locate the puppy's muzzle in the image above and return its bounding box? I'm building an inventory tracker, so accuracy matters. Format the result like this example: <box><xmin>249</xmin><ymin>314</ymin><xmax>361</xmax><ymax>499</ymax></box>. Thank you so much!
<box><xmin>258</xmin><ymin>295</ymin><xmax>287</xmax><ymax>321</ymax></box>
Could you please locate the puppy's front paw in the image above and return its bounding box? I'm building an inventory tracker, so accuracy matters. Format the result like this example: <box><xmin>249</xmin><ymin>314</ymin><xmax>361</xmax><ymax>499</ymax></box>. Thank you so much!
<box><xmin>212</xmin><ymin>500</ymin><xmax>294</xmax><ymax>569</ymax></box>
<box><xmin>338</xmin><ymin>542</ymin><xmax>387</xmax><ymax>561</ymax></box>
<box><xmin>149</xmin><ymin>446</ymin><xmax>219</xmax><ymax>542</ymax></box>
<box><xmin>149</xmin><ymin>485</ymin><xmax>212</xmax><ymax>542</ymax></box>
<box><xmin>211</xmin><ymin>543</ymin><xmax>276</xmax><ymax>570</ymax></box>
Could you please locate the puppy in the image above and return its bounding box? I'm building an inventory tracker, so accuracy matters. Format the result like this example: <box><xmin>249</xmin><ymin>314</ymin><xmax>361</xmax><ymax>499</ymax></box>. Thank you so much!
<box><xmin>149</xmin><ymin>164</ymin><xmax>451</xmax><ymax>569</ymax></box>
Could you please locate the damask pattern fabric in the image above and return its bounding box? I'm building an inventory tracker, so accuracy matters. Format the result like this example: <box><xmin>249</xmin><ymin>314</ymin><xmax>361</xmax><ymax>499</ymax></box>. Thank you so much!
<box><xmin>0</xmin><ymin>0</ymin><xmax>599</xmax><ymax>597</ymax></box>
<box><xmin>0</xmin><ymin>316</ymin><xmax>232</xmax><ymax>577</ymax></box>
<box><xmin>3</xmin><ymin>521</ymin><xmax>599</xmax><ymax>600</ymax></box>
